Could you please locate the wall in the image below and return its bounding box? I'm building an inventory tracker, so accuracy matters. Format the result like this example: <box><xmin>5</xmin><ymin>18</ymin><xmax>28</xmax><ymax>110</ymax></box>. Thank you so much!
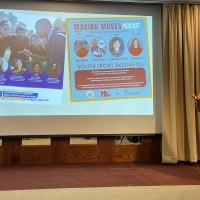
<box><xmin>0</xmin><ymin>136</ymin><xmax>161</xmax><ymax>165</ymax></box>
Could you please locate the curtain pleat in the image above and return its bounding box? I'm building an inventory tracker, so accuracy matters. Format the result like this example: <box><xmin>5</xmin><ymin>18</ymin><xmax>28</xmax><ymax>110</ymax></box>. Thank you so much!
<box><xmin>162</xmin><ymin>4</ymin><xmax>199</xmax><ymax>163</ymax></box>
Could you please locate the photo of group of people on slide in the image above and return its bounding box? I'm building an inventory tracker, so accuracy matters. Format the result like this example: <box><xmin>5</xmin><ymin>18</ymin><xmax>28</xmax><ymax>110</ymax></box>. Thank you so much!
<box><xmin>0</xmin><ymin>11</ymin><xmax>66</xmax><ymax>79</ymax></box>
<box><xmin>74</xmin><ymin>36</ymin><xmax>143</xmax><ymax>58</ymax></box>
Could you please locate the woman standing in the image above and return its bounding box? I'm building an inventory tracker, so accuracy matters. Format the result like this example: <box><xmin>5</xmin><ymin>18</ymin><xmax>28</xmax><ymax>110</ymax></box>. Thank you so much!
<box><xmin>0</xmin><ymin>20</ymin><xmax>10</xmax><ymax>58</ymax></box>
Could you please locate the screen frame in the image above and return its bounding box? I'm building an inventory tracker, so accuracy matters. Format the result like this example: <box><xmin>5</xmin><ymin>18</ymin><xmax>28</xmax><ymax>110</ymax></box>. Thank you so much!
<box><xmin>0</xmin><ymin>1</ymin><xmax>162</xmax><ymax>137</ymax></box>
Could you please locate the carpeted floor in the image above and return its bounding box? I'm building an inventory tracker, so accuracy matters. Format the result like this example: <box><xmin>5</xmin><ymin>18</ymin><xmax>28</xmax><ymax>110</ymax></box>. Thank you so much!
<box><xmin>0</xmin><ymin>162</ymin><xmax>199</xmax><ymax>191</ymax></box>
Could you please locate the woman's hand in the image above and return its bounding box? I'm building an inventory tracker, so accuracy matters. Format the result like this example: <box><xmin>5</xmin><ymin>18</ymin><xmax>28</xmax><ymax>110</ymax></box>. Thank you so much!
<box><xmin>192</xmin><ymin>94</ymin><xmax>199</xmax><ymax>100</ymax></box>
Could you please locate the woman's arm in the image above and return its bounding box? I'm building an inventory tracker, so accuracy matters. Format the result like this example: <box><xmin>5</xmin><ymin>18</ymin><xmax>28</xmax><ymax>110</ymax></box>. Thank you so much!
<box><xmin>18</xmin><ymin>49</ymin><xmax>47</xmax><ymax>62</ymax></box>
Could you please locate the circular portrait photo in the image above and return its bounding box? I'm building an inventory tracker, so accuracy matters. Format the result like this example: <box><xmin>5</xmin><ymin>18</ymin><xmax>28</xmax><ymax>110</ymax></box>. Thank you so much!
<box><xmin>109</xmin><ymin>37</ymin><xmax>124</xmax><ymax>57</ymax></box>
<box><xmin>29</xmin><ymin>61</ymin><xmax>44</xmax><ymax>77</ymax></box>
<box><xmin>74</xmin><ymin>38</ymin><xmax>89</xmax><ymax>58</ymax></box>
<box><xmin>46</xmin><ymin>62</ymin><xmax>61</xmax><ymax>77</ymax></box>
<box><xmin>90</xmin><ymin>37</ymin><xmax>106</xmax><ymax>58</ymax></box>
<box><xmin>10</xmin><ymin>59</ymin><xmax>26</xmax><ymax>75</ymax></box>
<box><xmin>128</xmin><ymin>37</ymin><xmax>143</xmax><ymax>56</ymax></box>
<box><xmin>0</xmin><ymin>57</ymin><xmax>8</xmax><ymax>73</ymax></box>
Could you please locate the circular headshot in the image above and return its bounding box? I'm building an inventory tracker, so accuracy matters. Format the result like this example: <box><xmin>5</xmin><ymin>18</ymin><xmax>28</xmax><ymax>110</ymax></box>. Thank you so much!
<box><xmin>10</xmin><ymin>59</ymin><xmax>26</xmax><ymax>75</ymax></box>
<box><xmin>29</xmin><ymin>61</ymin><xmax>44</xmax><ymax>77</ymax></box>
<box><xmin>90</xmin><ymin>37</ymin><xmax>106</xmax><ymax>58</ymax></box>
<box><xmin>46</xmin><ymin>62</ymin><xmax>61</xmax><ymax>77</ymax></box>
<box><xmin>109</xmin><ymin>37</ymin><xmax>124</xmax><ymax>57</ymax></box>
<box><xmin>0</xmin><ymin>57</ymin><xmax>8</xmax><ymax>73</ymax></box>
<box><xmin>128</xmin><ymin>37</ymin><xmax>143</xmax><ymax>56</ymax></box>
<box><xmin>74</xmin><ymin>38</ymin><xmax>89</xmax><ymax>58</ymax></box>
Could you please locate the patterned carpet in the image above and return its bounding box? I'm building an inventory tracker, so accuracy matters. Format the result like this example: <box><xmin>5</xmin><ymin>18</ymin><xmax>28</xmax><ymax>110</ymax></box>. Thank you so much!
<box><xmin>0</xmin><ymin>162</ymin><xmax>199</xmax><ymax>190</ymax></box>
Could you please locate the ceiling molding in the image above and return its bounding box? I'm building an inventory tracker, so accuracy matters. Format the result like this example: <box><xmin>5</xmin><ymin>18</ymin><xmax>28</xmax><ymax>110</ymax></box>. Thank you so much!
<box><xmin>1</xmin><ymin>0</ymin><xmax>200</xmax><ymax>4</ymax></box>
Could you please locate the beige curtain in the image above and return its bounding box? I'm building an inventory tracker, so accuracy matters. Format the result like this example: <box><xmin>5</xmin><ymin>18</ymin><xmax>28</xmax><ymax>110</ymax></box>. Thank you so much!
<box><xmin>162</xmin><ymin>4</ymin><xmax>200</xmax><ymax>163</ymax></box>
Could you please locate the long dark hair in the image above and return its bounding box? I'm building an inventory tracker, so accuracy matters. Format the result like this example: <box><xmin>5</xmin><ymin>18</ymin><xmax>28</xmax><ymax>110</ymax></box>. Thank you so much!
<box><xmin>110</xmin><ymin>38</ymin><xmax>120</xmax><ymax>52</ymax></box>
<box><xmin>129</xmin><ymin>38</ymin><xmax>140</xmax><ymax>52</ymax></box>
<box><xmin>0</xmin><ymin>20</ymin><xmax>9</xmax><ymax>28</ymax></box>
<box><xmin>0</xmin><ymin>20</ymin><xmax>9</xmax><ymax>35</ymax></box>
<box><xmin>132</xmin><ymin>38</ymin><xmax>140</xmax><ymax>47</ymax></box>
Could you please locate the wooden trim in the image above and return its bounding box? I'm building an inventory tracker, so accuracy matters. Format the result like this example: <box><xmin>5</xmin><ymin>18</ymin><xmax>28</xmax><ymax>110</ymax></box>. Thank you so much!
<box><xmin>0</xmin><ymin>136</ymin><xmax>161</xmax><ymax>165</ymax></box>
<box><xmin>0</xmin><ymin>147</ymin><xmax>3</xmax><ymax>165</ymax></box>
<box><xmin>52</xmin><ymin>137</ymin><xmax>69</xmax><ymax>163</ymax></box>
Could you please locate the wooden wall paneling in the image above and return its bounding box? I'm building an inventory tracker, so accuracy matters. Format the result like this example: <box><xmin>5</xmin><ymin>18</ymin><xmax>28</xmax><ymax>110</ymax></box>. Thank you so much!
<box><xmin>51</xmin><ymin>137</ymin><xmax>69</xmax><ymax>163</ymax></box>
<box><xmin>98</xmin><ymin>136</ymin><xmax>115</xmax><ymax>162</ymax></box>
<box><xmin>141</xmin><ymin>137</ymin><xmax>152</xmax><ymax>162</ymax></box>
<box><xmin>114</xmin><ymin>144</ymin><xmax>145</xmax><ymax>162</ymax></box>
<box><xmin>20</xmin><ymin>146</ymin><xmax>52</xmax><ymax>164</ymax></box>
<box><xmin>150</xmin><ymin>135</ymin><xmax>161</xmax><ymax>162</ymax></box>
<box><xmin>0</xmin><ymin>136</ymin><xmax>161</xmax><ymax>165</ymax></box>
<box><xmin>2</xmin><ymin>139</ymin><xmax>13</xmax><ymax>165</ymax></box>
<box><xmin>68</xmin><ymin>145</ymin><xmax>99</xmax><ymax>163</ymax></box>
<box><xmin>110</xmin><ymin>136</ymin><xmax>116</xmax><ymax>162</ymax></box>
<box><xmin>1</xmin><ymin>138</ymin><xmax>21</xmax><ymax>165</ymax></box>
<box><xmin>142</xmin><ymin>136</ymin><xmax>161</xmax><ymax>162</ymax></box>
<box><xmin>0</xmin><ymin>147</ymin><xmax>3</xmax><ymax>165</ymax></box>
<box><xmin>11</xmin><ymin>138</ymin><xmax>21</xmax><ymax>164</ymax></box>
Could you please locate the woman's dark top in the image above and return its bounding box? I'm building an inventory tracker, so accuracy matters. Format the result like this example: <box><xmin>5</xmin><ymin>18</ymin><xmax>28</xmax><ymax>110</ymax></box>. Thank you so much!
<box><xmin>9</xmin><ymin>35</ymin><xmax>30</xmax><ymax>63</ymax></box>
<box><xmin>0</xmin><ymin>36</ymin><xmax>10</xmax><ymax>58</ymax></box>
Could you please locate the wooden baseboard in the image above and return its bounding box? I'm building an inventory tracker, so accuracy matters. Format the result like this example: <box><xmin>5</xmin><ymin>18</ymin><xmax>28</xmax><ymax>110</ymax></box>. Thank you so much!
<box><xmin>0</xmin><ymin>136</ymin><xmax>161</xmax><ymax>165</ymax></box>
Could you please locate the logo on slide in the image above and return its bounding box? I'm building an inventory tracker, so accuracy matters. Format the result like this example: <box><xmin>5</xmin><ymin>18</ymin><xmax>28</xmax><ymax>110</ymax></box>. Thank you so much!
<box><xmin>0</xmin><ymin>90</ymin><xmax>2</xmax><ymax>98</ymax></box>
<box><xmin>124</xmin><ymin>89</ymin><xmax>128</xmax><ymax>95</ymax></box>
<box><xmin>86</xmin><ymin>91</ymin><xmax>94</xmax><ymax>99</ymax></box>
<box><xmin>101</xmin><ymin>90</ymin><xmax>110</xmax><ymax>97</ymax></box>
<box><xmin>124</xmin><ymin>89</ymin><xmax>140</xmax><ymax>95</ymax></box>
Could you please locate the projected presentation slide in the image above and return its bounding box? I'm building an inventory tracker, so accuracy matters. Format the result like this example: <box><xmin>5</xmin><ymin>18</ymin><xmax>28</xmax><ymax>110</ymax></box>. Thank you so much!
<box><xmin>0</xmin><ymin>9</ymin><xmax>153</xmax><ymax>116</ymax></box>
<box><xmin>67</xmin><ymin>17</ymin><xmax>152</xmax><ymax>102</ymax></box>
<box><xmin>0</xmin><ymin>10</ymin><xmax>66</xmax><ymax>106</ymax></box>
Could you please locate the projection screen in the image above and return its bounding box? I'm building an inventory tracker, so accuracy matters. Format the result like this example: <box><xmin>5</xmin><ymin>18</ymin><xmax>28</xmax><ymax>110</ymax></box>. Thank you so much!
<box><xmin>0</xmin><ymin>1</ymin><xmax>162</xmax><ymax>136</ymax></box>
